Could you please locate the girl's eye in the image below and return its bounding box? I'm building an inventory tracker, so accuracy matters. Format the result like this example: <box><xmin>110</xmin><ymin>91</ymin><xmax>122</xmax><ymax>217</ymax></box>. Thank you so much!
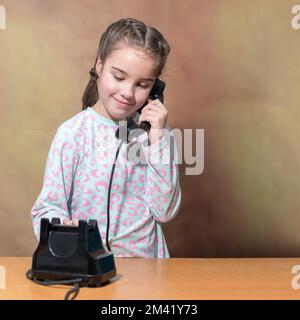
<box><xmin>138</xmin><ymin>84</ymin><xmax>148</xmax><ymax>88</ymax></box>
<box><xmin>113</xmin><ymin>75</ymin><xmax>148</xmax><ymax>88</ymax></box>
<box><xmin>113</xmin><ymin>75</ymin><xmax>124</xmax><ymax>81</ymax></box>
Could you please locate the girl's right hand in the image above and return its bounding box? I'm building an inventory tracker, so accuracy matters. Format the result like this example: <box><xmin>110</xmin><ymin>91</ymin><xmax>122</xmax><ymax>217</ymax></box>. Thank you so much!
<box><xmin>63</xmin><ymin>218</ymin><xmax>79</xmax><ymax>226</ymax></box>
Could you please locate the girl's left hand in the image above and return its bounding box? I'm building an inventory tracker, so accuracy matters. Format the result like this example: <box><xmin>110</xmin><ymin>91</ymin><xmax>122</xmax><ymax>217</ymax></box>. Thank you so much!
<box><xmin>138</xmin><ymin>99</ymin><xmax>168</xmax><ymax>145</ymax></box>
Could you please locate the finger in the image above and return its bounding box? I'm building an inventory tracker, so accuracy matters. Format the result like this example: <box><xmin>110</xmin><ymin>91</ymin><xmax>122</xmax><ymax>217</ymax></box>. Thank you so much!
<box><xmin>142</xmin><ymin>104</ymin><xmax>165</xmax><ymax>114</ymax></box>
<box><xmin>145</xmin><ymin>102</ymin><xmax>167</xmax><ymax>114</ymax></box>
<box><xmin>149</xmin><ymin>98</ymin><xmax>165</xmax><ymax>108</ymax></box>
<box><xmin>138</xmin><ymin>114</ymin><xmax>156</xmax><ymax>125</ymax></box>
<box><xmin>140</xmin><ymin>111</ymin><xmax>167</xmax><ymax>124</ymax></box>
<box><xmin>63</xmin><ymin>218</ymin><xmax>73</xmax><ymax>226</ymax></box>
<box><xmin>72</xmin><ymin>219</ymin><xmax>79</xmax><ymax>226</ymax></box>
<box><xmin>148</xmin><ymin>98</ymin><xmax>160</xmax><ymax>103</ymax></box>
<box><xmin>142</xmin><ymin>103</ymin><xmax>155</xmax><ymax>112</ymax></box>
<box><xmin>144</xmin><ymin>98</ymin><xmax>164</xmax><ymax>108</ymax></box>
<box><xmin>140</xmin><ymin>110</ymin><xmax>160</xmax><ymax>118</ymax></box>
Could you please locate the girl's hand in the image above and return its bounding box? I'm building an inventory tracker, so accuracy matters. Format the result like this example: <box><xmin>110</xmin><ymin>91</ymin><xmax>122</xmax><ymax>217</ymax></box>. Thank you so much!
<box><xmin>63</xmin><ymin>218</ymin><xmax>79</xmax><ymax>226</ymax></box>
<box><xmin>138</xmin><ymin>99</ymin><xmax>168</xmax><ymax>145</ymax></box>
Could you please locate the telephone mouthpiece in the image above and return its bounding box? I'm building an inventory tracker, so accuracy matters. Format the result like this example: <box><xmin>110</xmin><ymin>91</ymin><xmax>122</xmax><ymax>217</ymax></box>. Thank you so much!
<box><xmin>139</xmin><ymin>121</ymin><xmax>151</xmax><ymax>132</ymax></box>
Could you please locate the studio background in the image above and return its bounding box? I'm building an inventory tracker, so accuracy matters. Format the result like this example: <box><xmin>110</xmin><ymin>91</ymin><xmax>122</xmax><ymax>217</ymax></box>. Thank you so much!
<box><xmin>1</xmin><ymin>0</ymin><xmax>300</xmax><ymax>257</ymax></box>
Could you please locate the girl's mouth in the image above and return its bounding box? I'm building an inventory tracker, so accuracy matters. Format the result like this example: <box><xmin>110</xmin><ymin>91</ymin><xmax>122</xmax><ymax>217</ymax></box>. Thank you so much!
<box><xmin>113</xmin><ymin>97</ymin><xmax>132</xmax><ymax>109</ymax></box>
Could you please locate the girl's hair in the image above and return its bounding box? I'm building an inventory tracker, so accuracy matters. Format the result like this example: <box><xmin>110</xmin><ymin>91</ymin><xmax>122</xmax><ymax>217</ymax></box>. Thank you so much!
<box><xmin>82</xmin><ymin>17</ymin><xmax>170</xmax><ymax>110</ymax></box>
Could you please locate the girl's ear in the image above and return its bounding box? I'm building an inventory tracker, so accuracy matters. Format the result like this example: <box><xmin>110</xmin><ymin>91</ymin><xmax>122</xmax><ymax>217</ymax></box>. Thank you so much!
<box><xmin>95</xmin><ymin>57</ymin><xmax>103</xmax><ymax>76</ymax></box>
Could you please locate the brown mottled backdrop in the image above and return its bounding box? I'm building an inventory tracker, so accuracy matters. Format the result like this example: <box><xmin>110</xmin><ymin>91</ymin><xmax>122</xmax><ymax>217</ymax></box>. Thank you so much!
<box><xmin>1</xmin><ymin>0</ymin><xmax>300</xmax><ymax>257</ymax></box>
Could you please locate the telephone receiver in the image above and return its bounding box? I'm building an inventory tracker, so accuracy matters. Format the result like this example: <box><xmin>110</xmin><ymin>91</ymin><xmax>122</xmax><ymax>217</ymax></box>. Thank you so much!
<box><xmin>115</xmin><ymin>78</ymin><xmax>166</xmax><ymax>142</ymax></box>
<box><xmin>137</xmin><ymin>78</ymin><xmax>165</xmax><ymax>131</ymax></box>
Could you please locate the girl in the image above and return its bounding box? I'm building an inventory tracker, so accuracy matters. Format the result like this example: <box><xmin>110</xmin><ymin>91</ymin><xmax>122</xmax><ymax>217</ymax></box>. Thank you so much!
<box><xmin>31</xmin><ymin>17</ymin><xmax>181</xmax><ymax>258</ymax></box>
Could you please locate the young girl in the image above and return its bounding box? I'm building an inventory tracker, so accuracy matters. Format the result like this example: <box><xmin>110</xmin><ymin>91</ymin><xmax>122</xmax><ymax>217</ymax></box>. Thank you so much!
<box><xmin>31</xmin><ymin>17</ymin><xmax>181</xmax><ymax>258</ymax></box>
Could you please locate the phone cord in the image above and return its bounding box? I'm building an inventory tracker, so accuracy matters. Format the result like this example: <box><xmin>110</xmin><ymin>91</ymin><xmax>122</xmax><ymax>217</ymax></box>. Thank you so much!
<box><xmin>106</xmin><ymin>140</ymin><xmax>123</xmax><ymax>252</ymax></box>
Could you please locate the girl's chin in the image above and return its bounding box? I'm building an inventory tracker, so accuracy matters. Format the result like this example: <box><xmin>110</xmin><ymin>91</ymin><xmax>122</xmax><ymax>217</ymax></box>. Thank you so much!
<box><xmin>110</xmin><ymin>107</ymin><xmax>138</xmax><ymax>119</ymax></box>
<box><xmin>107</xmin><ymin>109</ymin><xmax>131</xmax><ymax>121</ymax></box>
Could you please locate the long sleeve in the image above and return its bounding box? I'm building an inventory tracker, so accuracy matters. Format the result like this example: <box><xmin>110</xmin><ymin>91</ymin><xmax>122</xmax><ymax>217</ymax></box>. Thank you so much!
<box><xmin>31</xmin><ymin>125</ymin><xmax>79</xmax><ymax>240</ymax></box>
<box><xmin>141</xmin><ymin>128</ymin><xmax>181</xmax><ymax>223</ymax></box>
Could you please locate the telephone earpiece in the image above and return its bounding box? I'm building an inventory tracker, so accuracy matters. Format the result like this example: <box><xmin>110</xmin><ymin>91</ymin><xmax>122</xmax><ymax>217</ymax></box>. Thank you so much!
<box><xmin>138</xmin><ymin>78</ymin><xmax>165</xmax><ymax>132</ymax></box>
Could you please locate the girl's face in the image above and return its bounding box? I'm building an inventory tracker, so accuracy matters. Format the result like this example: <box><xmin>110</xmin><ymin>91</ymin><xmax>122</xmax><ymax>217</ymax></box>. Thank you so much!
<box><xmin>95</xmin><ymin>45</ymin><xmax>157</xmax><ymax>121</ymax></box>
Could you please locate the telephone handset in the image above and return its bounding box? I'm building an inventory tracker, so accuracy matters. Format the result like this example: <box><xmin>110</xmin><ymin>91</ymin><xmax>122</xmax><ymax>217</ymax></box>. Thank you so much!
<box><xmin>137</xmin><ymin>78</ymin><xmax>166</xmax><ymax>132</ymax></box>
<box><xmin>115</xmin><ymin>78</ymin><xmax>166</xmax><ymax>142</ymax></box>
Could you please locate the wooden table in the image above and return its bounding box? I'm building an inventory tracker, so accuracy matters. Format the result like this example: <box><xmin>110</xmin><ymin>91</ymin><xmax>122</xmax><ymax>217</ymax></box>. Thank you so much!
<box><xmin>0</xmin><ymin>257</ymin><xmax>300</xmax><ymax>300</ymax></box>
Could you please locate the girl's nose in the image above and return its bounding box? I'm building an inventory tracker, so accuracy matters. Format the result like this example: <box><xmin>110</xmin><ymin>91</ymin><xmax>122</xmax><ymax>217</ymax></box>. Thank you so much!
<box><xmin>120</xmin><ymin>85</ymin><xmax>134</xmax><ymax>100</ymax></box>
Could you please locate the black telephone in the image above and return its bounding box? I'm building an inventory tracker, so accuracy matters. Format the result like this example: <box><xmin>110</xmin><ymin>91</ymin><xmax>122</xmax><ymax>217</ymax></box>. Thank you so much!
<box><xmin>137</xmin><ymin>78</ymin><xmax>165</xmax><ymax>131</ymax></box>
<box><xmin>115</xmin><ymin>78</ymin><xmax>165</xmax><ymax>142</ymax></box>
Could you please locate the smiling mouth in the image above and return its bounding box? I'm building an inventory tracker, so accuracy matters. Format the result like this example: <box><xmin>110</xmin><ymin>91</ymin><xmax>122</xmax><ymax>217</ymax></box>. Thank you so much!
<box><xmin>113</xmin><ymin>97</ymin><xmax>132</xmax><ymax>108</ymax></box>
